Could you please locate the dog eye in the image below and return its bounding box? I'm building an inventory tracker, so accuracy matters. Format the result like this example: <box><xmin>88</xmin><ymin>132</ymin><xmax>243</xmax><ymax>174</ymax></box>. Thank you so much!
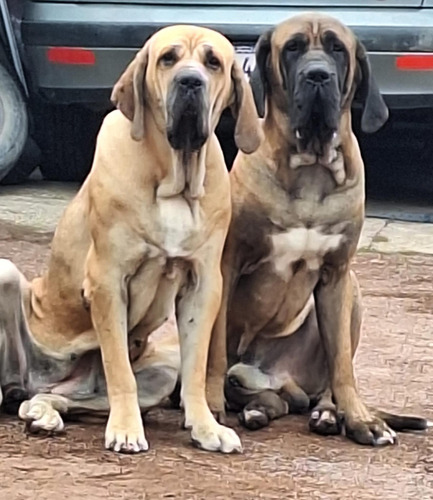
<box><xmin>160</xmin><ymin>51</ymin><xmax>177</xmax><ymax>66</ymax></box>
<box><xmin>206</xmin><ymin>55</ymin><xmax>221</xmax><ymax>70</ymax></box>
<box><xmin>285</xmin><ymin>41</ymin><xmax>300</xmax><ymax>52</ymax></box>
<box><xmin>332</xmin><ymin>41</ymin><xmax>344</xmax><ymax>52</ymax></box>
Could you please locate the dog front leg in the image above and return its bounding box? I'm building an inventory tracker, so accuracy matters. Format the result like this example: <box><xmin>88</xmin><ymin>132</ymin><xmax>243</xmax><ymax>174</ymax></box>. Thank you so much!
<box><xmin>84</xmin><ymin>248</ymin><xmax>147</xmax><ymax>453</ymax></box>
<box><xmin>176</xmin><ymin>238</ymin><xmax>241</xmax><ymax>454</ymax></box>
<box><xmin>206</xmin><ymin>245</ymin><xmax>238</xmax><ymax>423</ymax></box>
<box><xmin>314</xmin><ymin>264</ymin><xmax>396</xmax><ymax>446</ymax></box>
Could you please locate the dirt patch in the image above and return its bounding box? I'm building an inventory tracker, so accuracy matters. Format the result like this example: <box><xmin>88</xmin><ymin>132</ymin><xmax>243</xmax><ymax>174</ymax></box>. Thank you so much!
<box><xmin>0</xmin><ymin>236</ymin><xmax>432</xmax><ymax>500</ymax></box>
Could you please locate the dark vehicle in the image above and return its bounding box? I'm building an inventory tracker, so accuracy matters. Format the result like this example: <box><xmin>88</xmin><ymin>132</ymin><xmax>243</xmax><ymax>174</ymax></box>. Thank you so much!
<box><xmin>1</xmin><ymin>0</ymin><xmax>433</xmax><ymax>185</ymax></box>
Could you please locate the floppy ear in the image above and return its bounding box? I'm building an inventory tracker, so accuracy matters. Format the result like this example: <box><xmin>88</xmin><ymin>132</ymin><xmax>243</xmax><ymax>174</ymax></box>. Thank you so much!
<box><xmin>250</xmin><ymin>29</ymin><xmax>273</xmax><ymax>118</ymax></box>
<box><xmin>110</xmin><ymin>45</ymin><xmax>149</xmax><ymax>141</ymax></box>
<box><xmin>230</xmin><ymin>60</ymin><xmax>262</xmax><ymax>154</ymax></box>
<box><xmin>355</xmin><ymin>41</ymin><xmax>389</xmax><ymax>133</ymax></box>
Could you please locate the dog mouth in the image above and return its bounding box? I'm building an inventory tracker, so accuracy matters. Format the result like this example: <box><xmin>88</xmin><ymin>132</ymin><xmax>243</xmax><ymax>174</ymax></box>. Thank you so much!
<box><xmin>291</xmin><ymin>65</ymin><xmax>341</xmax><ymax>155</ymax></box>
<box><xmin>166</xmin><ymin>71</ymin><xmax>209</xmax><ymax>154</ymax></box>
<box><xmin>293</xmin><ymin>117</ymin><xmax>338</xmax><ymax>157</ymax></box>
<box><xmin>167</xmin><ymin>106</ymin><xmax>208</xmax><ymax>154</ymax></box>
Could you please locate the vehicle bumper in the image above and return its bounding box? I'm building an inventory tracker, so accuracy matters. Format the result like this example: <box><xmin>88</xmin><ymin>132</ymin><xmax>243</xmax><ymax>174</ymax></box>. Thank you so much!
<box><xmin>21</xmin><ymin>2</ymin><xmax>433</xmax><ymax>108</ymax></box>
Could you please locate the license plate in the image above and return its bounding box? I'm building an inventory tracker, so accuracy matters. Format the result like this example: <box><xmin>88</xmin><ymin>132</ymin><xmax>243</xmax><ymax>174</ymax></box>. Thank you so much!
<box><xmin>235</xmin><ymin>45</ymin><xmax>256</xmax><ymax>79</ymax></box>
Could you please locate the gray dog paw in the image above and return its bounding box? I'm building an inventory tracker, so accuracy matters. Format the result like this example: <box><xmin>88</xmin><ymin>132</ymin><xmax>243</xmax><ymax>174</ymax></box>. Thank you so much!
<box><xmin>309</xmin><ymin>407</ymin><xmax>343</xmax><ymax>436</ymax></box>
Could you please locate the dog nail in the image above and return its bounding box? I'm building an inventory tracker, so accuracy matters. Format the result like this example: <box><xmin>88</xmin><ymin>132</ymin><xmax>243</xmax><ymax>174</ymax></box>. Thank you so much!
<box><xmin>244</xmin><ymin>409</ymin><xmax>264</xmax><ymax>422</ymax></box>
<box><xmin>375</xmin><ymin>432</ymin><xmax>394</xmax><ymax>446</ymax></box>
<box><xmin>105</xmin><ymin>439</ymin><xmax>115</xmax><ymax>450</ymax></box>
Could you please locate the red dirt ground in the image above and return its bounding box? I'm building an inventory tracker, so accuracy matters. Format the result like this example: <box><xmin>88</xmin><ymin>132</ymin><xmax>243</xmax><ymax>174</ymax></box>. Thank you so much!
<box><xmin>0</xmin><ymin>232</ymin><xmax>432</xmax><ymax>500</ymax></box>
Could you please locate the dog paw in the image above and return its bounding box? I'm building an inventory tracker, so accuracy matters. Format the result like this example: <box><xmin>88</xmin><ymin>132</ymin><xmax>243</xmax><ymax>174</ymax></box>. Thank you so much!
<box><xmin>309</xmin><ymin>407</ymin><xmax>343</xmax><ymax>436</ymax></box>
<box><xmin>19</xmin><ymin>398</ymin><xmax>64</xmax><ymax>433</ymax></box>
<box><xmin>344</xmin><ymin>416</ymin><xmax>397</xmax><ymax>447</ymax></box>
<box><xmin>190</xmin><ymin>421</ymin><xmax>242</xmax><ymax>454</ymax></box>
<box><xmin>105</xmin><ymin>411</ymin><xmax>148</xmax><ymax>454</ymax></box>
<box><xmin>238</xmin><ymin>406</ymin><xmax>270</xmax><ymax>431</ymax></box>
<box><xmin>238</xmin><ymin>392</ymin><xmax>288</xmax><ymax>431</ymax></box>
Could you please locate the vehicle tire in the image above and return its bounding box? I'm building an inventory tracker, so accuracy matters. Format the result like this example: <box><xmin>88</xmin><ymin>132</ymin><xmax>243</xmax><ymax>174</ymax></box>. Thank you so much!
<box><xmin>35</xmin><ymin>104</ymin><xmax>104</xmax><ymax>182</ymax></box>
<box><xmin>0</xmin><ymin>137</ymin><xmax>40</xmax><ymax>185</ymax></box>
<box><xmin>0</xmin><ymin>63</ymin><xmax>28</xmax><ymax>182</ymax></box>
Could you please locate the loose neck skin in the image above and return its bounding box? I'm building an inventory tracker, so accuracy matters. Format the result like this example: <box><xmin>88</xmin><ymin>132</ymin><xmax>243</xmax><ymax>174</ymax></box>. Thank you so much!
<box><xmin>262</xmin><ymin>98</ymin><xmax>354</xmax><ymax>153</ymax></box>
<box><xmin>261</xmin><ymin>99</ymin><xmax>358</xmax><ymax>186</ymax></box>
<box><xmin>139</xmin><ymin>105</ymin><xmax>210</xmax><ymax>200</ymax></box>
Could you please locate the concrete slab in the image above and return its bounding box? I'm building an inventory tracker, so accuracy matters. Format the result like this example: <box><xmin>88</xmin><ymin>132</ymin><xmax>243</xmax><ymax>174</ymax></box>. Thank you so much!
<box><xmin>369</xmin><ymin>220</ymin><xmax>433</xmax><ymax>255</ymax></box>
<box><xmin>358</xmin><ymin>218</ymin><xmax>387</xmax><ymax>251</ymax></box>
<box><xmin>0</xmin><ymin>181</ymin><xmax>78</xmax><ymax>242</ymax></box>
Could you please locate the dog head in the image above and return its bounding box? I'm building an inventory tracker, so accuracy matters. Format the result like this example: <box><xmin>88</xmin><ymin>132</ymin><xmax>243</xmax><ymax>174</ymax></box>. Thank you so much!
<box><xmin>251</xmin><ymin>13</ymin><xmax>388</xmax><ymax>155</ymax></box>
<box><xmin>111</xmin><ymin>25</ymin><xmax>261</xmax><ymax>155</ymax></box>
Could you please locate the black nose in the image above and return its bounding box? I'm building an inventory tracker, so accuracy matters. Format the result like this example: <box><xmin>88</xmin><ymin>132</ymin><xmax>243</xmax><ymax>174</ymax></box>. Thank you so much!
<box><xmin>306</xmin><ymin>68</ymin><xmax>331</xmax><ymax>84</ymax></box>
<box><xmin>178</xmin><ymin>74</ymin><xmax>203</xmax><ymax>90</ymax></box>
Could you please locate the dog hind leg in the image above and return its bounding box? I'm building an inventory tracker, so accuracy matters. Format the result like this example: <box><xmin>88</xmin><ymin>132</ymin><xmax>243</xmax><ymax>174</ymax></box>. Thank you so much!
<box><xmin>19</xmin><ymin>365</ymin><xmax>179</xmax><ymax>432</ymax></box>
<box><xmin>0</xmin><ymin>259</ymin><xmax>30</xmax><ymax>413</ymax></box>
<box><xmin>19</xmin><ymin>339</ymin><xmax>179</xmax><ymax>432</ymax></box>
<box><xmin>226</xmin><ymin>364</ymin><xmax>308</xmax><ymax>430</ymax></box>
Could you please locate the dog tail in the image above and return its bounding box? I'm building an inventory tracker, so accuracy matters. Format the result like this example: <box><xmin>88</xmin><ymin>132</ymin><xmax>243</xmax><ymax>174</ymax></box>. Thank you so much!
<box><xmin>375</xmin><ymin>410</ymin><xmax>432</xmax><ymax>431</ymax></box>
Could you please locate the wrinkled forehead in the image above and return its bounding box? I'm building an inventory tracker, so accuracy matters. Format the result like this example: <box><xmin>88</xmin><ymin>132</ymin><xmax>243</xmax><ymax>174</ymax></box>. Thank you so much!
<box><xmin>149</xmin><ymin>25</ymin><xmax>235</xmax><ymax>62</ymax></box>
<box><xmin>272</xmin><ymin>14</ymin><xmax>356</xmax><ymax>51</ymax></box>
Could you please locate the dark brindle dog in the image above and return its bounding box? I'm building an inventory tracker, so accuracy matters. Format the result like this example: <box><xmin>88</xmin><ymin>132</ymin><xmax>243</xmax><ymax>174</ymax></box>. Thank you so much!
<box><xmin>206</xmin><ymin>13</ymin><xmax>431</xmax><ymax>446</ymax></box>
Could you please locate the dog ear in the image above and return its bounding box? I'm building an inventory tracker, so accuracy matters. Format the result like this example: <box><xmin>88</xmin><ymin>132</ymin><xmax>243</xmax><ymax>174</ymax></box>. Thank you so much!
<box><xmin>230</xmin><ymin>60</ymin><xmax>262</xmax><ymax>154</ymax></box>
<box><xmin>250</xmin><ymin>29</ymin><xmax>273</xmax><ymax>118</ymax></box>
<box><xmin>355</xmin><ymin>41</ymin><xmax>389</xmax><ymax>133</ymax></box>
<box><xmin>110</xmin><ymin>45</ymin><xmax>149</xmax><ymax>141</ymax></box>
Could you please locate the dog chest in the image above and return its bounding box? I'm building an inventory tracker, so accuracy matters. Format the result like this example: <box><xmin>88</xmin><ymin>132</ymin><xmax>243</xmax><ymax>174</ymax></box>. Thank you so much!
<box><xmin>269</xmin><ymin>226</ymin><xmax>344</xmax><ymax>278</ymax></box>
<box><xmin>155</xmin><ymin>197</ymin><xmax>202</xmax><ymax>258</ymax></box>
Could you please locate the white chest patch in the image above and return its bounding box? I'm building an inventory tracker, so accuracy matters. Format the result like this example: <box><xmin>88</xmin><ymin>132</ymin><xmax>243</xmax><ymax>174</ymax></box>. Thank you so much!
<box><xmin>157</xmin><ymin>197</ymin><xmax>201</xmax><ymax>258</ymax></box>
<box><xmin>270</xmin><ymin>227</ymin><xmax>344</xmax><ymax>278</ymax></box>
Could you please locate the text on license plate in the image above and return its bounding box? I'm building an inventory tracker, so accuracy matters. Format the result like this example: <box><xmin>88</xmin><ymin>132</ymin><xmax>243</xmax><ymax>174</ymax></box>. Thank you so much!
<box><xmin>235</xmin><ymin>46</ymin><xmax>256</xmax><ymax>79</ymax></box>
